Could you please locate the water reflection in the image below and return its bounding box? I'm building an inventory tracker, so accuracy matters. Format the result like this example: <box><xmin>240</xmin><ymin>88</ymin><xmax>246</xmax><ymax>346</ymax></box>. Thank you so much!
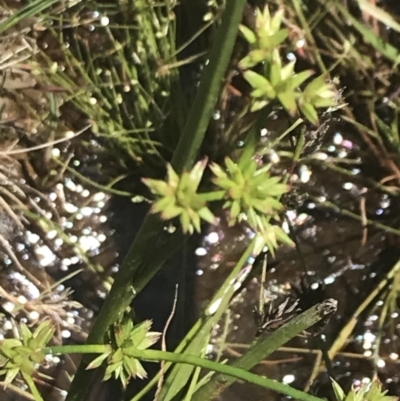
<box><xmin>195</xmin><ymin>120</ymin><xmax>400</xmax><ymax>400</ymax></box>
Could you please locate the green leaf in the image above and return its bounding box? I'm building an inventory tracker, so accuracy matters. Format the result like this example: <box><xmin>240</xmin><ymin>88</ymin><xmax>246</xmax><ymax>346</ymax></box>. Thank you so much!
<box><xmin>225</xmin><ymin>157</ymin><xmax>240</xmax><ymax>175</ymax></box>
<box><xmin>35</xmin><ymin>321</ymin><xmax>55</xmax><ymax>346</ymax></box>
<box><xmin>118</xmin><ymin>367</ymin><xmax>129</xmax><ymax>388</ymax></box>
<box><xmin>289</xmin><ymin>70</ymin><xmax>314</xmax><ymax>89</ymax></box>
<box><xmin>151</xmin><ymin>196</ymin><xmax>174</xmax><ymax>214</ymax></box>
<box><xmin>277</xmin><ymin>92</ymin><xmax>297</xmax><ymax>115</ymax></box>
<box><xmin>299</xmin><ymin>102</ymin><xmax>319</xmax><ymax>125</ymax></box>
<box><xmin>177</xmin><ymin>212</ymin><xmax>188</xmax><ymax>233</ymax></box>
<box><xmin>365</xmin><ymin>380</ymin><xmax>396</xmax><ymax>401</ymax></box>
<box><xmin>260</xmin><ymin>6</ymin><xmax>271</xmax><ymax>30</ymax></box>
<box><xmin>251</xmin><ymin>99</ymin><xmax>269</xmax><ymax>112</ymax></box>
<box><xmin>243</xmin><ymin>70</ymin><xmax>271</xmax><ymax>90</ymax></box>
<box><xmin>279</xmin><ymin>61</ymin><xmax>296</xmax><ymax>82</ymax></box>
<box><xmin>270</xmin><ymin>62</ymin><xmax>282</xmax><ymax>86</ymax></box>
<box><xmin>239</xmin><ymin>49</ymin><xmax>268</xmax><ymax>69</ymax></box>
<box><xmin>271</xmin><ymin>48</ymin><xmax>282</xmax><ymax>68</ymax></box>
<box><xmin>129</xmin><ymin>321</ymin><xmax>151</xmax><ymax>346</ymax></box>
<box><xmin>166</xmin><ymin>164</ymin><xmax>179</xmax><ymax>189</ymax></box>
<box><xmin>161</xmin><ymin>204</ymin><xmax>183</xmax><ymax>220</ymax></box>
<box><xmin>133</xmin><ymin>358</ymin><xmax>148</xmax><ymax>379</ymax></box>
<box><xmin>20</xmin><ymin>323</ymin><xmax>32</xmax><ymax>342</ymax></box>
<box><xmin>269</xmin><ymin>29</ymin><xmax>289</xmax><ymax>47</ymax></box>
<box><xmin>86</xmin><ymin>353</ymin><xmax>110</xmax><ymax>370</ymax></box>
<box><xmin>190</xmin><ymin>210</ymin><xmax>202</xmax><ymax>233</ymax></box>
<box><xmin>198</xmin><ymin>207</ymin><xmax>216</xmax><ymax>224</ymax></box>
<box><xmin>20</xmin><ymin>359</ymin><xmax>35</xmax><ymax>375</ymax></box>
<box><xmin>261</xmin><ymin>182</ymin><xmax>289</xmax><ymax>196</ymax></box>
<box><xmin>251</xmin><ymin>87</ymin><xmax>275</xmax><ymax>99</ymax></box>
<box><xmin>142</xmin><ymin>178</ymin><xmax>170</xmax><ymax>196</ymax></box>
<box><xmin>111</xmin><ymin>348</ymin><xmax>124</xmax><ymax>364</ymax></box>
<box><xmin>122</xmin><ymin>356</ymin><xmax>137</xmax><ymax>377</ymax></box>
<box><xmin>104</xmin><ymin>363</ymin><xmax>116</xmax><ymax>381</ymax></box>
<box><xmin>30</xmin><ymin>350</ymin><xmax>45</xmax><ymax>364</ymax></box>
<box><xmin>4</xmin><ymin>367</ymin><xmax>19</xmax><ymax>388</ymax></box>
<box><xmin>209</xmin><ymin>162</ymin><xmax>227</xmax><ymax>179</ymax></box>
<box><xmin>258</xmin><ymin>198</ymin><xmax>283</xmax><ymax>212</ymax></box>
<box><xmin>313</xmin><ymin>97</ymin><xmax>337</xmax><ymax>108</ymax></box>
<box><xmin>239</xmin><ymin>24</ymin><xmax>256</xmax><ymax>44</ymax></box>
<box><xmin>114</xmin><ymin>327</ymin><xmax>126</xmax><ymax>349</ymax></box>
<box><xmin>270</xmin><ymin>9</ymin><xmax>284</xmax><ymax>33</ymax></box>
<box><xmin>189</xmin><ymin>159</ymin><xmax>208</xmax><ymax>189</ymax></box>
<box><xmin>274</xmin><ymin>226</ymin><xmax>294</xmax><ymax>246</ymax></box>
<box><xmin>230</xmin><ymin>200</ymin><xmax>241</xmax><ymax>222</ymax></box>
<box><xmin>304</xmin><ymin>75</ymin><xmax>327</xmax><ymax>94</ymax></box>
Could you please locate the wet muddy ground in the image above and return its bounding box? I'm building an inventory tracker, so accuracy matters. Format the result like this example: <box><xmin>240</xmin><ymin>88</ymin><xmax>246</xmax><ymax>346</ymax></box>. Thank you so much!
<box><xmin>1</xmin><ymin>1</ymin><xmax>400</xmax><ymax>401</ymax></box>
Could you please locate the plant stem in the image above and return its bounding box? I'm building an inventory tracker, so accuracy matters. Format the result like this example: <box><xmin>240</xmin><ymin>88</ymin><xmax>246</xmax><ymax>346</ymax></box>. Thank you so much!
<box><xmin>44</xmin><ymin>345</ymin><xmax>109</xmax><ymax>355</ymax></box>
<box><xmin>171</xmin><ymin>0</ymin><xmax>248</xmax><ymax>174</ymax></box>
<box><xmin>44</xmin><ymin>342</ymin><xmax>326</xmax><ymax>401</ymax></box>
<box><xmin>65</xmin><ymin>2</ymin><xmax>247</xmax><ymax>400</ymax></box>
<box><xmin>132</xmin><ymin>349</ymin><xmax>326</xmax><ymax>401</ymax></box>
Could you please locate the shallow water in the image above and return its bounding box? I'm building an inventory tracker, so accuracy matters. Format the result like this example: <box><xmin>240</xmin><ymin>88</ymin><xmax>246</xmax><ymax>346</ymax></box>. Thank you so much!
<box><xmin>194</xmin><ymin>119</ymin><xmax>400</xmax><ymax>400</ymax></box>
<box><xmin>1</xmin><ymin>2</ymin><xmax>400</xmax><ymax>400</ymax></box>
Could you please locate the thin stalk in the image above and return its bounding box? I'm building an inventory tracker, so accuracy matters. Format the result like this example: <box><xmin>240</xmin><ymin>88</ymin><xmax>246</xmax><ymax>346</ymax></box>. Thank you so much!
<box><xmin>46</xmin><ymin>345</ymin><xmax>107</xmax><ymax>354</ymax></box>
<box><xmin>259</xmin><ymin>118</ymin><xmax>304</xmax><ymax>156</ymax></box>
<box><xmin>123</xmin><ymin>349</ymin><xmax>327</xmax><ymax>401</ymax></box>
<box><xmin>312</xmin><ymin>198</ymin><xmax>400</xmax><ymax>237</ymax></box>
<box><xmin>171</xmin><ymin>0</ymin><xmax>247</xmax><ymax>174</ymax></box>
<box><xmin>290</xmin><ymin>0</ymin><xmax>327</xmax><ymax>74</ymax></box>
<box><xmin>45</xmin><ymin>347</ymin><xmax>326</xmax><ymax>401</ymax></box>
<box><xmin>52</xmin><ymin>158</ymin><xmax>133</xmax><ymax>197</ymax></box>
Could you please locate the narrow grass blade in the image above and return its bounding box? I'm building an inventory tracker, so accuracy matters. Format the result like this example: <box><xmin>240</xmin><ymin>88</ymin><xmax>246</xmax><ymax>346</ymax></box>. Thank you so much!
<box><xmin>192</xmin><ymin>299</ymin><xmax>338</xmax><ymax>401</ymax></box>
